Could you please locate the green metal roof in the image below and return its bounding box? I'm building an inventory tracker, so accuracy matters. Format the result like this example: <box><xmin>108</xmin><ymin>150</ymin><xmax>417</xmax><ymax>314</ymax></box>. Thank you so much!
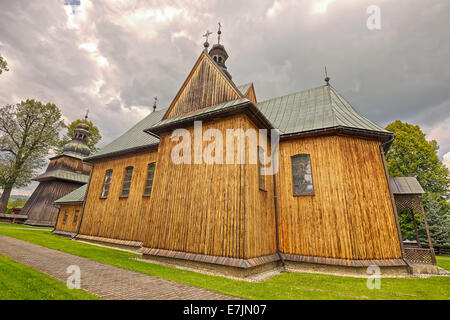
<box><xmin>50</xmin><ymin>151</ymin><xmax>86</xmax><ymax>160</ymax></box>
<box><xmin>85</xmin><ymin>109</ymin><xmax>165</xmax><ymax>160</ymax></box>
<box><xmin>90</xmin><ymin>85</ymin><xmax>391</xmax><ymax>160</ymax></box>
<box><xmin>54</xmin><ymin>184</ymin><xmax>88</xmax><ymax>204</ymax></box>
<box><xmin>257</xmin><ymin>85</ymin><xmax>390</xmax><ymax>136</ymax></box>
<box><xmin>237</xmin><ymin>83</ymin><xmax>253</xmax><ymax>95</ymax></box>
<box><xmin>390</xmin><ymin>177</ymin><xmax>425</xmax><ymax>194</ymax></box>
<box><xmin>34</xmin><ymin>169</ymin><xmax>89</xmax><ymax>184</ymax></box>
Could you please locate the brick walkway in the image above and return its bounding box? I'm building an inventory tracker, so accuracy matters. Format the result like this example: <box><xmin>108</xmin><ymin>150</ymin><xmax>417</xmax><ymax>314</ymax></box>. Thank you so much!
<box><xmin>0</xmin><ymin>234</ymin><xmax>235</xmax><ymax>300</ymax></box>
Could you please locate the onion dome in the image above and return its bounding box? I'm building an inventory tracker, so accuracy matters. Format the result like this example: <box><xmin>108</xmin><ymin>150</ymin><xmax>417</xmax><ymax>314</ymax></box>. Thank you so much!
<box><xmin>62</xmin><ymin>122</ymin><xmax>91</xmax><ymax>157</ymax></box>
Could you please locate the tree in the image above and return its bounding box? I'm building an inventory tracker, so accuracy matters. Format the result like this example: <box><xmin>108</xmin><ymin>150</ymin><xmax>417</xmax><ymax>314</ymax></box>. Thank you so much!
<box><xmin>0</xmin><ymin>55</ymin><xmax>9</xmax><ymax>74</ymax></box>
<box><xmin>57</xmin><ymin>119</ymin><xmax>101</xmax><ymax>154</ymax></box>
<box><xmin>0</xmin><ymin>100</ymin><xmax>65</xmax><ymax>213</ymax></box>
<box><xmin>385</xmin><ymin>120</ymin><xmax>450</xmax><ymax>247</ymax></box>
<box><xmin>385</xmin><ymin>120</ymin><xmax>449</xmax><ymax>195</ymax></box>
<box><xmin>419</xmin><ymin>194</ymin><xmax>450</xmax><ymax>250</ymax></box>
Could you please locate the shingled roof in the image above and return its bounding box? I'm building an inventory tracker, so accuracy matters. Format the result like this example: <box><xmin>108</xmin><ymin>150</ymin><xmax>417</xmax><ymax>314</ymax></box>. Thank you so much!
<box><xmin>390</xmin><ymin>177</ymin><xmax>425</xmax><ymax>194</ymax></box>
<box><xmin>54</xmin><ymin>184</ymin><xmax>88</xmax><ymax>204</ymax></box>
<box><xmin>257</xmin><ymin>85</ymin><xmax>390</xmax><ymax>136</ymax></box>
<box><xmin>88</xmin><ymin>84</ymin><xmax>391</xmax><ymax>161</ymax></box>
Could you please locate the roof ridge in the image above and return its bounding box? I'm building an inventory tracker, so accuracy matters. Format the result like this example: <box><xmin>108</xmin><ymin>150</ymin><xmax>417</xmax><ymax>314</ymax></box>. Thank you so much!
<box><xmin>328</xmin><ymin>86</ymin><xmax>388</xmax><ymax>132</ymax></box>
<box><xmin>325</xmin><ymin>85</ymin><xmax>337</xmax><ymax>127</ymax></box>
<box><xmin>257</xmin><ymin>85</ymin><xmax>328</xmax><ymax>105</ymax></box>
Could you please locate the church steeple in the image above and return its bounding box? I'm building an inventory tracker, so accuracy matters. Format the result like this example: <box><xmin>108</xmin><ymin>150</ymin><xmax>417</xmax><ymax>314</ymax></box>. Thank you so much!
<box><xmin>208</xmin><ymin>22</ymin><xmax>232</xmax><ymax>80</ymax></box>
<box><xmin>62</xmin><ymin>113</ymin><xmax>91</xmax><ymax>158</ymax></box>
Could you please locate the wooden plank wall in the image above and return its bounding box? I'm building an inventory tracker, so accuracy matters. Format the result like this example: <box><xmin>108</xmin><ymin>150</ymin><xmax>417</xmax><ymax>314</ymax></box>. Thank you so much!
<box><xmin>78</xmin><ymin>150</ymin><xmax>158</xmax><ymax>242</ymax></box>
<box><xmin>244</xmin><ymin>85</ymin><xmax>257</xmax><ymax>104</ymax></box>
<box><xmin>140</xmin><ymin>114</ymin><xmax>277</xmax><ymax>259</ymax></box>
<box><xmin>276</xmin><ymin>135</ymin><xmax>403</xmax><ymax>260</ymax></box>
<box><xmin>23</xmin><ymin>181</ymin><xmax>84</xmax><ymax>226</ymax></box>
<box><xmin>164</xmin><ymin>54</ymin><xmax>241</xmax><ymax>119</ymax></box>
<box><xmin>54</xmin><ymin>204</ymin><xmax>83</xmax><ymax>233</ymax></box>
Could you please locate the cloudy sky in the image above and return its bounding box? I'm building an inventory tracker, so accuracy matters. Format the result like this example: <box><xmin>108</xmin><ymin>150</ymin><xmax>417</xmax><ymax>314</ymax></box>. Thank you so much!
<box><xmin>1</xmin><ymin>0</ymin><xmax>449</xmax><ymax>195</ymax></box>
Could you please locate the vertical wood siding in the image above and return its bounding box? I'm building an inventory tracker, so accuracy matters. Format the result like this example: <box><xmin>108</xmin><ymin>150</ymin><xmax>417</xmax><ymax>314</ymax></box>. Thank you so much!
<box><xmin>164</xmin><ymin>54</ymin><xmax>241</xmax><ymax>119</ymax></box>
<box><xmin>276</xmin><ymin>135</ymin><xmax>402</xmax><ymax>260</ymax></box>
<box><xmin>78</xmin><ymin>150</ymin><xmax>158</xmax><ymax>242</ymax></box>
<box><xmin>140</xmin><ymin>114</ymin><xmax>277</xmax><ymax>259</ymax></box>
<box><xmin>54</xmin><ymin>204</ymin><xmax>83</xmax><ymax>233</ymax></box>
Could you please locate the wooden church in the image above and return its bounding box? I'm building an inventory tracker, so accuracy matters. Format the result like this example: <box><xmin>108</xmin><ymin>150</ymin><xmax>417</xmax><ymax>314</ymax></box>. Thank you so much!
<box><xmin>54</xmin><ymin>30</ymin><xmax>407</xmax><ymax>276</ymax></box>
<box><xmin>23</xmin><ymin>121</ymin><xmax>92</xmax><ymax>226</ymax></box>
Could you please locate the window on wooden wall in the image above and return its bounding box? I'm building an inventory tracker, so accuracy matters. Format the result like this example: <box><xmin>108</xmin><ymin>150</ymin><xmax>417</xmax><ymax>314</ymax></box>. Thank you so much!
<box><xmin>291</xmin><ymin>154</ymin><xmax>314</xmax><ymax>196</ymax></box>
<box><xmin>120</xmin><ymin>166</ymin><xmax>134</xmax><ymax>198</ymax></box>
<box><xmin>143</xmin><ymin>163</ymin><xmax>156</xmax><ymax>196</ymax></box>
<box><xmin>258</xmin><ymin>146</ymin><xmax>266</xmax><ymax>191</ymax></box>
<box><xmin>73</xmin><ymin>209</ymin><xmax>80</xmax><ymax>224</ymax></box>
<box><xmin>63</xmin><ymin>210</ymin><xmax>69</xmax><ymax>224</ymax></box>
<box><xmin>101</xmin><ymin>169</ymin><xmax>113</xmax><ymax>198</ymax></box>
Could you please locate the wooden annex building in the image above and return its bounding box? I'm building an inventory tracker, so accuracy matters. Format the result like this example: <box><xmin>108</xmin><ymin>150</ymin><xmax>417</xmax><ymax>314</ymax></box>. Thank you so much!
<box><xmin>53</xmin><ymin>33</ymin><xmax>413</xmax><ymax>276</ymax></box>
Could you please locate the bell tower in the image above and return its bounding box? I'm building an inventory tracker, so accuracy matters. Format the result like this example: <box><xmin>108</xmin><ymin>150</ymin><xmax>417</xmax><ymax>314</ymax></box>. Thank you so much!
<box><xmin>209</xmin><ymin>22</ymin><xmax>232</xmax><ymax>80</ymax></box>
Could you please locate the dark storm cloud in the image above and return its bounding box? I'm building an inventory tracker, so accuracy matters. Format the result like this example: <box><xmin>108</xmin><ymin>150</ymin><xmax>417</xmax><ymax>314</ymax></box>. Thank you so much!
<box><xmin>1</xmin><ymin>0</ymin><xmax>449</xmax><ymax>195</ymax></box>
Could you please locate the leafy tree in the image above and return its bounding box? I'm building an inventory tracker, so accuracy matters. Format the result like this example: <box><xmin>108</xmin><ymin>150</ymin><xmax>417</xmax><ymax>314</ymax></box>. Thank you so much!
<box><xmin>0</xmin><ymin>100</ymin><xmax>65</xmax><ymax>213</ymax></box>
<box><xmin>57</xmin><ymin>119</ymin><xmax>101</xmax><ymax>154</ymax></box>
<box><xmin>0</xmin><ymin>55</ymin><xmax>9</xmax><ymax>74</ymax></box>
<box><xmin>385</xmin><ymin>120</ymin><xmax>450</xmax><ymax>247</ymax></box>
<box><xmin>385</xmin><ymin>120</ymin><xmax>449</xmax><ymax>194</ymax></box>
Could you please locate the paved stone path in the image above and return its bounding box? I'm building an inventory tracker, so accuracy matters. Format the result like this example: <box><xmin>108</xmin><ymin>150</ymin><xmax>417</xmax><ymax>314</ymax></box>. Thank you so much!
<box><xmin>0</xmin><ymin>234</ymin><xmax>236</xmax><ymax>300</ymax></box>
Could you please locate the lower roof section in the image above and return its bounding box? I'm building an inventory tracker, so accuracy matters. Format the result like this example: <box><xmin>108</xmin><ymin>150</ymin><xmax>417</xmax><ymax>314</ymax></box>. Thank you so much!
<box><xmin>34</xmin><ymin>169</ymin><xmax>89</xmax><ymax>184</ymax></box>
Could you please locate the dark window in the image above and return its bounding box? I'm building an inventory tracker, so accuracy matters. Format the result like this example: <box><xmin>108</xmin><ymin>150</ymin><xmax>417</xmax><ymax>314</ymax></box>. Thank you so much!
<box><xmin>120</xmin><ymin>166</ymin><xmax>134</xmax><ymax>197</ymax></box>
<box><xmin>143</xmin><ymin>163</ymin><xmax>156</xmax><ymax>196</ymax></box>
<box><xmin>291</xmin><ymin>154</ymin><xmax>314</xmax><ymax>196</ymax></box>
<box><xmin>101</xmin><ymin>169</ymin><xmax>113</xmax><ymax>198</ymax></box>
<box><xmin>63</xmin><ymin>210</ymin><xmax>69</xmax><ymax>224</ymax></box>
<box><xmin>258</xmin><ymin>146</ymin><xmax>266</xmax><ymax>191</ymax></box>
<box><xmin>73</xmin><ymin>210</ymin><xmax>80</xmax><ymax>224</ymax></box>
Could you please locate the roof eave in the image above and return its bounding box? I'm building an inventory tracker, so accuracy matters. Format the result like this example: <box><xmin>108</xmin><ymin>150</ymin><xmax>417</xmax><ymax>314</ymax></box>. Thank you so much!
<box><xmin>84</xmin><ymin>143</ymin><xmax>159</xmax><ymax>162</ymax></box>
<box><xmin>280</xmin><ymin>126</ymin><xmax>393</xmax><ymax>142</ymax></box>
<box><xmin>145</xmin><ymin>100</ymin><xmax>274</xmax><ymax>137</ymax></box>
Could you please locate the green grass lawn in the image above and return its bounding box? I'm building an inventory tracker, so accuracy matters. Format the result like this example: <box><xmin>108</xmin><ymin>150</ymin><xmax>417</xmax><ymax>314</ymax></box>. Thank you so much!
<box><xmin>0</xmin><ymin>227</ymin><xmax>449</xmax><ymax>300</ymax></box>
<box><xmin>436</xmin><ymin>257</ymin><xmax>450</xmax><ymax>270</ymax></box>
<box><xmin>0</xmin><ymin>254</ymin><xmax>99</xmax><ymax>300</ymax></box>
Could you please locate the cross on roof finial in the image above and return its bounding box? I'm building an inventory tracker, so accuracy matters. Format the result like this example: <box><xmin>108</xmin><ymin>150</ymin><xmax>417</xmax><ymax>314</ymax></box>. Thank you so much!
<box><xmin>324</xmin><ymin>66</ymin><xmax>330</xmax><ymax>86</ymax></box>
<box><xmin>84</xmin><ymin>108</ymin><xmax>89</xmax><ymax>122</ymax></box>
<box><xmin>218</xmin><ymin>22</ymin><xmax>222</xmax><ymax>44</ymax></box>
<box><xmin>153</xmin><ymin>96</ymin><xmax>158</xmax><ymax>112</ymax></box>
<box><xmin>203</xmin><ymin>30</ymin><xmax>212</xmax><ymax>42</ymax></box>
<box><xmin>203</xmin><ymin>30</ymin><xmax>212</xmax><ymax>51</ymax></box>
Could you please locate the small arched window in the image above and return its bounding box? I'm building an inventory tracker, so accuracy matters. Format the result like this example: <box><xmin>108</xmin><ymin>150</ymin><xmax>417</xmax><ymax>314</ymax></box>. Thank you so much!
<box><xmin>63</xmin><ymin>210</ymin><xmax>69</xmax><ymax>224</ymax></box>
<box><xmin>101</xmin><ymin>169</ymin><xmax>113</xmax><ymax>198</ymax></box>
<box><xmin>258</xmin><ymin>146</ymin><xmax>266</xmax><ymax>191</ymax></box>
<box><xmin>73</xmin><ymin>209</ymin><xmax>80</xmax><ymax>224</ymax></box>
<box><xmin>120</xmin><ymin>166</ymin><xmax>134</xmax><ymax>197</ymax></box>
<box><xmin>143</xmin><ymin>163</ymin><xmax>156</xmax><ymax>196</ymax></box>
<box><xmin>291</xmin><ymin>154</ymin><xmax>314</xmax><ymax>196</ymax></box>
